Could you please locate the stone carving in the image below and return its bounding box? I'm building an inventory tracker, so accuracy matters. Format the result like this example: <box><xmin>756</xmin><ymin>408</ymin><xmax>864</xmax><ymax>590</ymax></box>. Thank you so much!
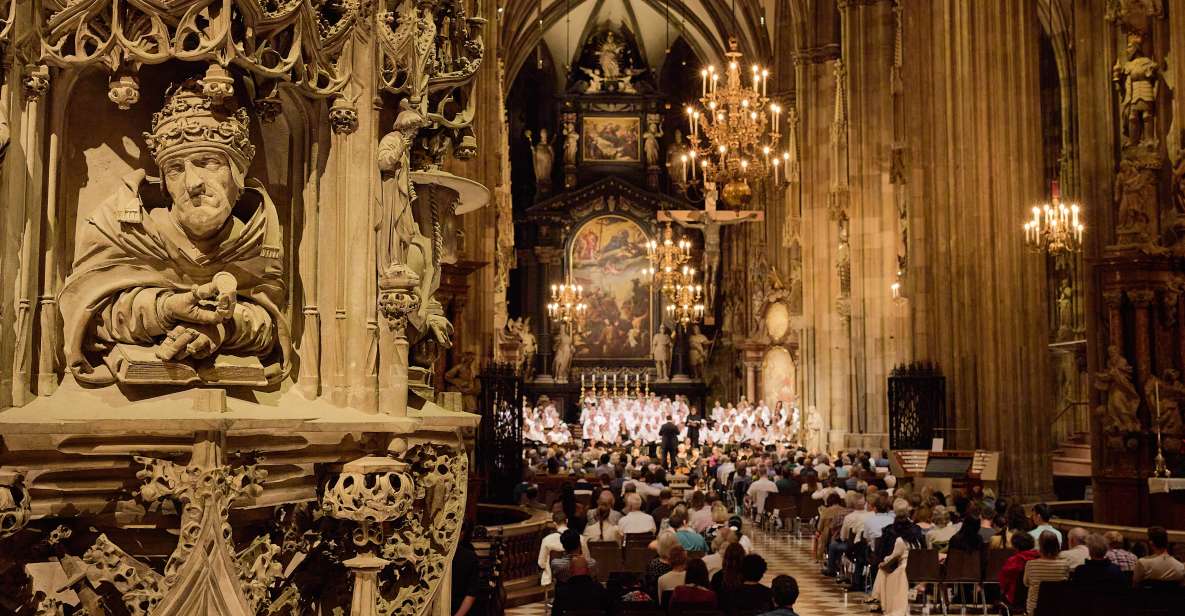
<box><xmin>1171</xmin><ymin>151</ymin><xmax>1185</xmax><ymax>248</ymax></box>
<box><xmin>805</xmin><ymin>406</ymin><xmax>824</xmax><ymax>452</ymax></box>
<box><xmin>643</xmin><ymin>119</ymin><xmax>663</xmax><ymax>166</ymax></box>
<box><xmin>688</xmin><ymin>325</ymin><xmax>711</xmax><ymax>381</ymax></box>
<box><xmin>597</xmin><ymin>31</ymin><xmax>625</xmax><ymax>79</ymax></box>
<box><xmin>1114</xmin><ymin>156</ymin><xmax>1160</xmax><ymax>246</ymax></box>
<box><xmin>666</xmin><ymin>129</ymin><xmax>688</xmax><ymax>185</ymax></box>
<box><xmin>444</xmin><ymin>351</ymin><xmax>481</xmax><ymax>412</ymax></box>
<box><xmin>528</xmin><ymin>128</ymin><xmax>555</xmax><ymax>187</ymax></box>
<box><xmin>553</xmin><ymin>326</ymin><xmax>574</xmax><ymax>383</ymax></box>
<box><xmin>0</xmin><ymin>102</ymin><xmax>10</xmax><ymax>165</ymax></box>
<box><xmin>563</xmin><ymin>120</ymin><xmax>580</xmax><ymax>165</ymax></box>
<box><xmin>59</xmin><ymin>73</ymin><xmax>289</xmax><ymax>387</ymax></box>
<box><xmin>1112</xmin><ymin>32</ymin><xmax>1159</xmax><ymax>148</ymax></box>
<box><xmin>515</xmin><ymin>317</ymin><xmax>538</xmax><ymax>380</ymax></box>
<box><xmin>651</xmin><ymin>326</ymin><xmax>672</xmax><ymax>381</ymax></box>
<box><xmin>1094</xmin><ymin>345</ymin><xmax>1142</xmax><ymax>435</ymax></box>
<box><xmin>1056</xmin><ymin>281</ymin><xmax>1075</xmax><ymax>341</ymax></box>
<box><xmin>0</xmin><ymin>472</ymin><xmax>30</xmax><ymax>539</ymax></box>
<box><xmin>1146</xmin><ymin>369</ymin><xmax>1185</xmax><ymax>444</ymax></box>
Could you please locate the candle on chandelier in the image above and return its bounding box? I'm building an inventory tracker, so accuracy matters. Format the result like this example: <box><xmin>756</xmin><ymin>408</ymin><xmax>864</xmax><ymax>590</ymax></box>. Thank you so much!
<box><xmin>712</xmin><ymin>72</ymin><xmax>719</xmax><ymax>94</ymax></box>
<box><xmin>762</xmin><ymin>69</ymin><xmax>769</xmax><ymax>97</ymax></box>
<box><xmin>680</xmin><ymin>154</ymin><xmax>688</xmax><ymax>183</ymax></box>
<box><xmin>772</xmin><ymin>157</ymin><xmax>780</xmax><ymax>184</ymax></box>
<box><xmin>701</xmin><ymin>69</ymin><xmax>708</xmax><ymax>97</ymax></box>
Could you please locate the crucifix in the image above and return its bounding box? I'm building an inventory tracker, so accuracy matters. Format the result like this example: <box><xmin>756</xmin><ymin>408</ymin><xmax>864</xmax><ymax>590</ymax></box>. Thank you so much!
<box><xmin>657</xmin><ymin>181</ymin><xmax>763</xmax><ymax>324</ymax></box>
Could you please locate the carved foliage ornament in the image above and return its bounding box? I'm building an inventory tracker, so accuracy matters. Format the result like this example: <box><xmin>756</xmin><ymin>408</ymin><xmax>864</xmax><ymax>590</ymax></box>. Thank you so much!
<box><xmin>40</xmin><ymin>0</ymin><xmax>356</xmax><ymax>97</ymax></box>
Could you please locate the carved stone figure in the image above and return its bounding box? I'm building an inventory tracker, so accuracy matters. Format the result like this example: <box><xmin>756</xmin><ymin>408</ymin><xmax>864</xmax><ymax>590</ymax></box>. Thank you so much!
<box><xmin>651</xmin><ymin>326</ymin><xmax>672</xmax><ymax>381</ymax></box>
<box><xmin>529</xmin><ymin>128</ymin><xmax>554</xmax><ymax>185</ymax></box>
<box><xmin>59</xmin><ymin>77</ymin><xmax>289</xmax><ymax>386</ymax></box>
<box><xmin>519</xmin><ymin>318</ymin><xmax>538</xmax><ymax>380</ymax></box>
<box><xmin>643</xmin><ymin>121</ymin><xmax>663</xmax><ymax>166</ymax></box>
<box><xmin>378</xmin><ymin>109</ymin><xmax>453</xmax><ymax>351</ymax></box>
<box><xmin>597</xmin><ymin>31</ymin><xmax>624</xmax><ymax>79</ymax></box>
<box><xmin>563</xmin><ymin>121</ymin><xmax>580</xmax><ymax>165</ymax></box>
<box><xmin>444</xmin><ymin>351</ymin><xmax>481</xmax><ymax>412</ymax></box>
<box><xmin>666</xmin><ymin>129</ymin><xmax>688</xmax><ymax>183</ymax></box>
<box><xmin>0</xmin><ymin>103</ymin><xmax>9</xmax><ymax>164</ymax></box>
<box><xmin>578</xmin><ymin>67</ymin><xmax>605</xmax><ymax>93</ymax></box>
<box><xmin>688</xmin><ymin>325</ymin><xmax>711</xmax><ymax>380</ymax></box>
<box><xmin>1093</xmin><ymin>345</ymin><xmax>1142</xmax><ymax>434</ymax></box>
<box><xmin>805</xmin><ymin>406</ymin><xmax>824</xmax><ymax>453</ymax></box>
<box><xmin>1115</xmin><ymin>157</ymin><xmax>1159</xmax><ymax>245</ymax></box>
<box><xmin>553</xmin><ymin>326</ymin><xmax>574</xmax><ymax>382</ymax></box>
<box><xmin>1112</xmin><ymin>33</ymin><xmax>1159</xmax><ymax>147</ymax></box>
<box><xmin>1056</xmin><ymin>281</ymin><xmax>1074</xmax><ymax>341</ymax></box>
<box><xmin>1171</xmin><ymin>153</ymin><xmax>1185</xmax><ymax>246</ymax></box>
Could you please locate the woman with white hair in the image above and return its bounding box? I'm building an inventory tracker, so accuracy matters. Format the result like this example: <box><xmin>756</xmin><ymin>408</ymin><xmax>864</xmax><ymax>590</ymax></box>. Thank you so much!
<box><xmin>925</xmin><ymin>504</ymin><xmax>960</xmax><ymax>552</ymax></box>
<box><xmin>644</xmin><ymin>531</ymin><xmax>681</xmax><ymax>599</ymax></box>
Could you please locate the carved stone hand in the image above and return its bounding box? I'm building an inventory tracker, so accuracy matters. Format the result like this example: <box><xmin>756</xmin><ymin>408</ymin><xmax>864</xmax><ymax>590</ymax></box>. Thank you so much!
<box><xmin>426</xmin><ymin>314</ymin><xmax>454</xmax><ymax>348</ymax></box>
<box><xmin>161</xmin><ymin>280</ymin><xmax>229</xmax><ymax>326</ymax></box>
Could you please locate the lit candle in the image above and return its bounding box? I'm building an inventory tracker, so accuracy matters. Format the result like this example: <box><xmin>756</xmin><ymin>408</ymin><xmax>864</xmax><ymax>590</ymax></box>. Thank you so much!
<box><xmin>762</xmin><ymin>69</ymin><xmax>769</xmax><ymax>97</ymax></box>
<box><xmin>680</xmin><ymin>154</ymin><xmax>688</xmax><ymax>183</ymax></box>
<box><xmin>712</xmin><ymin>72</ymin><xmax>719</xmax><ymax>94</ymax></box>
<box><xmin>701</xmin><ymin>69</ymin><xmax>708</xmax><ymax>97</ymax></box>
<box><xmin>772</xmin><ymin>158</ymin><xmax>780</xmax><ymax>184</ymax></box>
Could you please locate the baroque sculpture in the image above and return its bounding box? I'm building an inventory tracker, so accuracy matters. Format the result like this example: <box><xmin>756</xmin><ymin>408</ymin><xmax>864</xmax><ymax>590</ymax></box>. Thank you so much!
<box><xmin>1094</xmin><ymin>345</ymin><xmax>1142</xmax><ymax>436</ymax></box>
<box><xmin>553</xmin><ymin>326</ymin><xmax>574</xmax><ymax>382</ymax></box>
<box><xmin>1112</xmin><ymin>32</ymin><xmax>1159</xmax><ymax>148</ymax></box>
<box><xmin>444</xmin><ymin>351</ymin><xmax>481</xmax><ymax>412</ymax></box>
<box><xmin>563</xmin><ymin>120</ymin><xmax>580</xmax><ymax>165</ymax></box>
<box><xmin>652</xmin><ymin>326</ymin><xmax>672</xmax><ymax>381</ymax></box>
<box><xmin>688</xmin><ymin>325</ymin><xmax>711</xmax><ymax>381</ymax></box>
<box><xmin>60</xmin><ymin>74</ymin><xmax>288</xmax><ymax>387</ymax></box>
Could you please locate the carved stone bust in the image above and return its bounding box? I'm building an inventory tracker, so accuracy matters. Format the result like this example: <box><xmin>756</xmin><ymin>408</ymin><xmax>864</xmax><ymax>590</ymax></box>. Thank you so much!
<box><xmin>59</xmin><ymin>76</ymin><xmax>288</xmax><ymax>387</ymax></box>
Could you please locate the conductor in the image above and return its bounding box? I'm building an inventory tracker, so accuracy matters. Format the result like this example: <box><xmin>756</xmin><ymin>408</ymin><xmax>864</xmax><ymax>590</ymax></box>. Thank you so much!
<box><xmin>659</xmin><ymin>416</ymin><xmax>680</xmax><ymax>468</ymax></box>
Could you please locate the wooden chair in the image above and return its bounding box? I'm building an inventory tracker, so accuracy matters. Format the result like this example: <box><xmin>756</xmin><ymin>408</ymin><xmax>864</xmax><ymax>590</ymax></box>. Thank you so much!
<box><xmin>905</xmin><ymin>548</ymin><xmax>943</xmax><ymax>613</ymax></box>
<box><xmin>624</xmin><ymin>546</ymin><xmax>656</xmax><ymax>573</ymax></box>
<box><xmin>942</xmin><ymin>548</ymin><xmax>985</xmax><ymax>614</ymax></box>
<box><xmin>625</xmin><ymin>532</ymin><xmax>656</xmax><ymax>546</ymax></box>
<box><xmin>981</xmin><ymin>547</ymin><xmax>1015</xmax><ymax>601</ymax></box>
<box><xmin>588</xmin><ymin>541</ymin><xmax>623</xmax><ymax>581</ymax></box>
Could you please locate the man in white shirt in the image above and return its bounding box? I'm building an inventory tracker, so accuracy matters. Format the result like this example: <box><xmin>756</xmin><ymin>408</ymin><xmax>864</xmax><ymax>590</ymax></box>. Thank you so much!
<box><xmin>538</xmin><ymin>512</ymin><xmax>589</xmax><ymax>585</ymax></box>
<box><xmin>1059</xmin><ymin>527</ymin><xmax>1090</xmax><ymax>570</ymax></box>
<box><xmin>1133</xmin><ymin>526</ymin><xmax>1185</xmax><ymax>585</ymax></box>
<box><xmin>716</xmin><ymin>456</ymin><xmax>735</xmax><ymax>487</ymax></box>
<box><xmin>746</xmin><ymin>469</ymin><xmax>779</xmax><ymax>515</ymax></box>
<box><xmin>617</xmin><ymin>493</ymin><xmax>657</xmax><ymax>535</ymax></box>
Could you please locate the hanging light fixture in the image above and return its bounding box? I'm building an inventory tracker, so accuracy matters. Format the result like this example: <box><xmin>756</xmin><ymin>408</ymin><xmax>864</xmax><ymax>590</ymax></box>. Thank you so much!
<box><xmin>642</xmin><ymin>222</ymin><xmax>693</xmax><ymax>300</ymax></box>
<box><xmin>681</xmin><ymin>38</ymin><xmax>785</xmax><ymax>208</ymax></box>
<box><xmin>547</xmin><ymin>266</ymin><xmax>587</xmax><ymax>332</ymax></box>
<box><xmin>1023</xmin><ymin>180</ymin><xmax>1084</xmax><ymax>255</ymax></box>
<box><xmin>666</xmin><ymin>270</ymin><xmax>705</xmax><ymax>325</ymax></box>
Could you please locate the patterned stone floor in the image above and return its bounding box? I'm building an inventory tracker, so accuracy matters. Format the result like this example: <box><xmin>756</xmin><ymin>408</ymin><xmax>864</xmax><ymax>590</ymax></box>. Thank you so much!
<box><xmin>507</xmin><ymin>523</ymin><xmax>877</xmax><ymax>616</ymax></box>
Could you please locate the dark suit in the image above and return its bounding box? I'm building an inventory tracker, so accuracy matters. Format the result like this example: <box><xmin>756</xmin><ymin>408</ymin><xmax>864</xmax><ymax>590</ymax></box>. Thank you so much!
<box><xmin>1070</xmin><ymin>559</ymin><xmax>1126</xmax><ymax>589</ymax></box>
<box><xmin>659</xmin><ymin>422</ymin><xmax>680</xmax><ymax>468</ymax></box>
<box><xmin>552</xmin><ymin>574</ymin><xmax>608</xmax><ymax>616</ymax></box>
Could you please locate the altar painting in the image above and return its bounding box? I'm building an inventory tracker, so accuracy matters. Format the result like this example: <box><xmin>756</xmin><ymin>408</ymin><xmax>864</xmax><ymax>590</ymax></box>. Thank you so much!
<box><xmin>569</xmin><ymin>215</ymin><xmax>651</xmax><ymax>358</ymax></box>
<box><xmin>582</xmin><ymin>116</ymin><xmax>641</xmax><ymax>162</ymax></box>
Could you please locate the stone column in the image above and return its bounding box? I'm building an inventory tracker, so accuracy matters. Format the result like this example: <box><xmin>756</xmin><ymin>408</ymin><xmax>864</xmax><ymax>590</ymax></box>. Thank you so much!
<box><xmin>1128</xmin><ymin>289</ymin><xmax>1155</xmax><ymax>385</ymax></box>
<box><xmin>671</xmin><ymin>324</ymin><xmax>691</xmax><ymax>383</ymax></box>
<box><xmin>902</xmin><ymin>0</ymin><xmax>1052</xmax><ymax>499</ymax></box>
<box><xmin>533</xmin><ymin>246</ymin><xmax>562</xmax><ymax>382</ymax></box>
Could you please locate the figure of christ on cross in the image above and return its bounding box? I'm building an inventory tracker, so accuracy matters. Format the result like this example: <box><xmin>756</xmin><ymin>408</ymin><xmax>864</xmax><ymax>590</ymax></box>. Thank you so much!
<box><xmin>657</xmin><ymin>182</ymin><xmax>763</xmax><ymax>323</ymax></box>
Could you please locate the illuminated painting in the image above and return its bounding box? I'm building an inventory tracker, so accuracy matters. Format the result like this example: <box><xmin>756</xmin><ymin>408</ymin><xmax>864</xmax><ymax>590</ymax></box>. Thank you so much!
<box><xmin>582</xmin><ymin>116</ymin><xmax>641</xmax><ymax>162</ymax></box>
<box><xmin>569</xmin><ymin>215</ymin><xmax>651</xmax><ymax>358</ymax></box>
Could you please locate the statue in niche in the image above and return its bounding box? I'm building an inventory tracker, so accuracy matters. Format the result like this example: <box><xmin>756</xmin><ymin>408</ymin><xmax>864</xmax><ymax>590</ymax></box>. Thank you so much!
<box><xmin>515</xmin><ymin>317</ymin><xmax>538</xmax><ymax>381</ymax></box>
<box><xmin>377</xmin><ymin>106</ymin><xmax>454</xmax><ymax>351</ymax></box>
<box><xmin>805</xmin><ymin>406</ymin><xmax>824</xmax><ymax>452</ymax></box>
<box><xmin>1112</xmin><ymin>33</ymin><xmax>1159</xmax><ymax>148</ymax></box>
<box><xmin>1115</xmin><ymin>157</ymin><xmax>1158</xmax><ymax>245</ymax></box>
<box><xmin>597</xmin><ymin>31</ymin><xmax>624</xmax><ymax>80</ymax></box>
<box><xmin>527</xmin><ymin>128</ymin><xmax>554</xmax><ymax>185</ymax></box>
<box><xmin>563</xmin><ymin>121</ymin><xmax>580</xmax><ymax>165</ymax></box>
<box><xmin>444</xmin><ymin>351</ymin><xmax>481</xmax><ymax>412</ymax></box>
<box><xmin>643</xmin><ymin>120</ymin><xmax>663</xmax><ymax>167</ymax></box>
<box><xmin>1093</xmin><ymin>345</ymin><xmax>1142</xmax><ymax>435</ymax></box>
<box><xmin>688</xmin><ymin>325</ymin><xmax>711</xmax><ymax>381</ymax></box>
<box><xmin>666</xmin><ymin>129</ymin><xmax>688</xmax><ymax>184</ymax></box>
<box><xmin>651</xmin><ymin>326</ymin><xmax>671</xmax><ymax>381</ymax></box>
<box><xmin>59</xmin><ymin>76</ymin><xmax>288</xmax><ymax>386</ymax></box>
<box><xmin>1056</xmin><ymin>281</ymin><xmax>1074</xmax><ymax>341</ymax></box>
<box><xmin>552</xmin><ymin>326</ymin><xmax>573</xmax><ymax>382</ymax></box>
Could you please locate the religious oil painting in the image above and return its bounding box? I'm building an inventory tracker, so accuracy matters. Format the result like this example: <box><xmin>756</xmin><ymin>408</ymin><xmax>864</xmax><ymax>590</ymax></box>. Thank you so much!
<box><xmin>569</xmin><ymin>215</ymin><xmax>652</xmax><ymax>358</ymax></box>
<box><xmin>582</xmin><ymin>116</ymin><xmax>641</xmax><ymax>162</ymax></box>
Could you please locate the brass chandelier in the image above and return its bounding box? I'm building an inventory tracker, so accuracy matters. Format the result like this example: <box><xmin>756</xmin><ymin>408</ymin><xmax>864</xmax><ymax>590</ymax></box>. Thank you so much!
<box><xmin>547</xmin><ymin>280</ymin><xmax>587</xmax><ymax>331</ymax></box>
<box><xmin>666</xmin><ymin>272</ymin><xmax>705</xmax><ymax>325</ymax></box>
<box><xmin>682</xmin><ymin>38</ymin><xmax>786</xmax><ymax>208</ymax></box>
<box><xmin>1023</xmin><ymin>181</ymin><xmax>1084</xmax><ymax>255</ymax></box>
<box><xmin>642</xmin><ymin>222</ymin><xmax>693</xmax><ymax>300</ymax></box>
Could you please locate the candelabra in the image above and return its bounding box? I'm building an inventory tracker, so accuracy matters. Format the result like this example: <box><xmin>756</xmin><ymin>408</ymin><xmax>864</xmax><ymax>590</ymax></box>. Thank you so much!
<box><xmin>546</xmin><ymin>280</ymin><xmax>587</xmax><ymax>331</ymax></box>
<box><xmin>682</xmin><ymin>38</ymin><xmax>787</xmax><ymax>208</ymax></box>
<box><xmin>666</xmin><ymin>272</ymin><xmax>705</xmax><ymax>325</ymax></box>
<box><xmin>643</xmin><ymin>222</ymin><xmax>693</xmax><ymax>300</ymax></box>
<box><xmin>1023</xmin><ymin>181</ymin><xmax>1084</xmax><ymax>255</ymax></box>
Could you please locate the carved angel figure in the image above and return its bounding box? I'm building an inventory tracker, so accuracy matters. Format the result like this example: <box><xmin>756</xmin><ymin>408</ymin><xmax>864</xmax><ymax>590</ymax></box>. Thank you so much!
<box><xmin>1093</xmin><ymin>345</ymin><xmax>1142</xmax><ymax>434</ymax></box>
<box><xmin>59</xmin><ymin>77</ymin><xmax>288</xmax><ymax>386</ymax></box>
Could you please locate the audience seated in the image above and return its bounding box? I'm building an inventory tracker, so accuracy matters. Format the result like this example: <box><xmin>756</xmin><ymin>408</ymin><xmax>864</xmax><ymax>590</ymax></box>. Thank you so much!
<box><xmin>703</xmin><ymin>527</ymin><xmax>737</xmax><ymax>577</ymax></box>
<box><xmin>723</xmin><ymin>554</ymin><xmax>773</xmax><ymax>615</ymax></box>
<box><xmin>1023</xmin><ymin>530</ymin><xmax>1070</xmax><ymax>615</ymax></box>
<box><xmin>551</xmin><ymin>529</ymin><xmax>599</xmax><ymax>584</ymax></box>
<box><xmin>1070</xmin><ymin>533</ymin><xmax>1126</xmax><ymax>590</ymax></box>
<box><xmin>656</xmin><ymin>546</ymin><xmax>689</xmax><ymax>603</ymax></box>
<box><xmin>756</xmin><ymin>575</ymin><xmax>799</xmax><ymax>616</ymax></box>
<box><xmin>644</xmin><ymin>531</ymin><xmax>680</xmax><ymax>599</ymax></box>
<box><xmin>552</xmin><ymin>556</ymin><xmax>607</xmax><ymax>616</ymax></box>
<box><xmin>670</xmin><ymin>557</ymin><xmax>719</xmax><ymax>611</ymax></box>
<box><xmin>539</xmin><ymin>513</ymin><xmax>588</xmax><ymax>585</ymax></box>
<box><xmin>925</xmin><ymin>505</ymin><xmax>958</xmax><ymax>552</ymax></box>
<box><xmin>618</xmin><ymin>493</ymin><xmax>657</xmax><ymax>535</ymax></box>
<box><xmin>999</xmin><ymin>532</ymin><xmax>1038</xmax><ymax>610</ymax></box>
<box><xmin>1132</xmin><ymin>526</ymin><xmax>1185</xmax><ymax>586</ymax></box>
<box><xmin>710</xmin><ymin>543</ymin><xmax>747</xmax><ymax>596</ymax></box>
<box><xmin>585</xmin><ymin>490</ymin><xmax>623</xmax><ymax>543</ymax></box>
<box><xmin>1103</xmin><ymin>530</ymin><xmax>1138</xmax><ymax>573</ymax></box>
<box><xmin>1059</xmin><ymin>527</ymin><xmax>1090</xmax><ymax>571</ymax></box>
<box><xmin>1027</xmin><ymin>503</ymin><xmax>1063</xmax><ymax>545</ymax></box>
<box><xmin>670</xmin><ymin>508</ymin><xmax>709</xmax><ymax>553</ymax></box>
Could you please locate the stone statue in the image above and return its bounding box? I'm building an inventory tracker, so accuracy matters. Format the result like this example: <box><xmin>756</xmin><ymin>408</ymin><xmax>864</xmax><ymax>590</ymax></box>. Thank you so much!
<box><xmin>643</xmin><ymin>121</ymin><xmax>663</xmax><ymax>166</ymax></box>
<box><xmin>444</xmin><ymin>351</ymin><xmax>481</xmax><ymax>412</ymax></box>
<box><xmin>529</xmin><ymin>128</ymin><xmax>554</xmax><ymax>184</ymax></box>
<box><xmin>578</xmin><ymin>67</ymin><xmax>605</xmax><ymax>94</ymax></box>
<box><xmin>1056</xmin><ymin>281</ymin><xmax>1074</xmax><ymax>341</ymax></box>
<box><xmin>1093</xmin><ymin>345</ymin><xmax>1142</xmax><ymax>434</ymax></box>
<box><xmin>1112</xmin><ymin>33</ymin><xmax>1159</xmax><ymax>148</ymax></box>
<box><xmin>552</xmin><ymin>326</ymin><xmax>573</xmax><ymax>382</ymax></box>
<box><xmin>59</xmin><ymin>77</ymin><xmax>289</xmax><ymax>386</ymax></box>
<box><xmin>518</xmin><ymin>317</ymin><xmax>538</xmax><ymax>381</ymax></box>
<box><xmin>378</xmin><ymin>108</ymin><xmax>453</xmax><ymax>350</ymax></box>
<box><xmin>597</xmin><ymin>31</ymin><xmax>624</xmax><ymax>79</ymax></box>
<box><xmin>1115</xmin><ymin>157</ymin><xmax>1158</xmax><ymax>245</ymax></box>
<box><xmin>563</xmin><ymin>121</ymin><xmax>580</xmax><ymax>165</ymax></box>
<box><xmin>687</xmin><ymin>325</ymin><xmax>710</xmax><ymax>380</ymax></box>
<box><xmin>651</xmin><ymin>326</ymin><xmax>671</xmax><ymax>381</ymax></box>
<box><xmin>666</xmin><ymin>129</ymin><xmax>688</xmax><ymax>183</ymax></box>
<box><xmin>805</xmin><ymin>406</ymin><xmax>824</xmax><ymax>453</ymax></box>
<box><xmin>1171</xmin><ymin>153</ymin><xmax>1185</xmax><ymax>243</ymax></box>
